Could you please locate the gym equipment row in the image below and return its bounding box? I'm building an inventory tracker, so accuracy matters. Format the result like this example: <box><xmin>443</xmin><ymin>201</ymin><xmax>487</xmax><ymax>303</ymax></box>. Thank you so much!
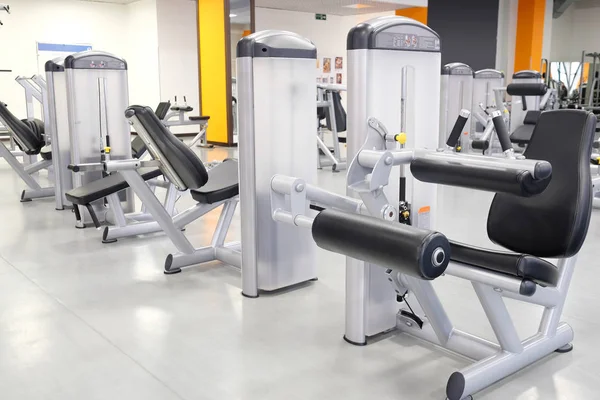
<box><xmin>0</xmin><ymin>15</ymin><xmax>597</xmax><ymax>400</ymax></box>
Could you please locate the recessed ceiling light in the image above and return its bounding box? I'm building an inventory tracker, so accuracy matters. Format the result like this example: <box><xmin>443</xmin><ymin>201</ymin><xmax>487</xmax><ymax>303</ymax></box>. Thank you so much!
<box><xmin>344</xmin><ymin>4</ymin><xmax>373</xmax><ymax>9</ymax></box>
<box><xmin>230</xmin><ymin>13</ymin><xmax>237</xmax><ymax>17</ymax></box>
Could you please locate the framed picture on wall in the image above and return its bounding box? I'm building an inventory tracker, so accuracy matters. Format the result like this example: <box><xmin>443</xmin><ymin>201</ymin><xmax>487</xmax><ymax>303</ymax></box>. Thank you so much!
<box><xmin>335</xmin><ymin>57</ymin><xmax>343</xmax><ymax>70</ymax></box>
<box><xmin>330</xmin><ymin>76</ymin><xmax>334</xmax><ymax>84</ymax></box>
<box><xmin>323</xmin><ymin>58</ymin><xmax>331</xmax><ymax>73</ymax></box>
<box><xmin>336</xmin><ymin>73</ymin><xmax>342</xmax><ymax>84</ymax></box>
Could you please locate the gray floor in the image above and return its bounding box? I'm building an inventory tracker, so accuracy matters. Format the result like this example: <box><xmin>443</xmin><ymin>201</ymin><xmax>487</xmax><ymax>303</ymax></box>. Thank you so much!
<box><xmin>1</xmin><ymin>146</ymin><xmax>599</xmax><ymax>400</ymax></box>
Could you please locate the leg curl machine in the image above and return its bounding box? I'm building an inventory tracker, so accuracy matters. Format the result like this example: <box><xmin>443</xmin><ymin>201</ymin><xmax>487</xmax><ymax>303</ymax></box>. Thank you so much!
<box><xmin>268</xmin><ymin>16</ymin><xmax>596</xmax><ymax>400</ymax></box>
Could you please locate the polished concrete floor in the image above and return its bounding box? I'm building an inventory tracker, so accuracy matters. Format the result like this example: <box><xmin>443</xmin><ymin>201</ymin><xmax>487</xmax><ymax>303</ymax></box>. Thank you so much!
<box><xmin>0</xmin><ymin>145</ymin><xmax>599</xmax><ymax>400</ymax></box>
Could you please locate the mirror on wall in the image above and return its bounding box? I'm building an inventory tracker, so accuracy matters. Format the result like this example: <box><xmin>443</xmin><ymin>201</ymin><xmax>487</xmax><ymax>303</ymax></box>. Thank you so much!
<box><xmin>229</xmin><ymin>0</ymin><xmax>251</xmax><ymax>143</ymax></box>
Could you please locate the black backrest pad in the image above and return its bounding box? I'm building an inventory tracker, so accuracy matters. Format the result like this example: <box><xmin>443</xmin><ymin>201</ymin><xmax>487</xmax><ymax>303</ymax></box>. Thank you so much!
<box><xmin>488</xmin><ymin>110</ymin><xmax>595</xmax><ymax>257</ymax></box>
<box><xmin>126</xmin><ymin>105</ymin><xmax>209</xmax><ymax>190</ymax></box>
<box><xmin>506</xmin><ymin>83</ymin><xmax>548</xmax><ymax>97</ymax></box>
<box><xmin>0</xmin><ymin>102</ymin><xmax>44</xmax><ymax>153</ymax></box>
<box><xmin>155</xmin><ymin>101</ymin><xmax>171</xmax><ymax>120</ymax></box>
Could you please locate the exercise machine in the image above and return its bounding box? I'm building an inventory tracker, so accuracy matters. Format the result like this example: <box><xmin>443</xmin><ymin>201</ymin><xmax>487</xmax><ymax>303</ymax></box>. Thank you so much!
<box><xmin>440</xmin><ymin>63</ymin><xmax>473</xmax><ymax>151</ymax></box>
<box><xmin>269</xmin><ymin>16</ymin><xmax>595</xmax><ymax>399</ymax></box>
<box><xmin>508</xmin><ymin>70</ymin><xmax>557</xmax><ymax>147</ymax></box>
<box><xmin>316</xmin><ymin>83</ymin><xmax>347</xmax><ymax>171</ymax></box>
<box><xmin>162</xmin><ymin>96</ymin><xmax>211</xmax><ymax>148</ymax></box>
<box><xmin>0</xmin><ymin>102</ymin><xmax>53</xmax><ymax>201</ymax></box>
<box><xmin>470</xmin><ymin>69</ymin><xmax>506</xmax><ymax>155</ymax></box>
<box><xmin>66</xmin><ymin>31</ymin><xmax>318</xmax><ymax>298</ymax></box>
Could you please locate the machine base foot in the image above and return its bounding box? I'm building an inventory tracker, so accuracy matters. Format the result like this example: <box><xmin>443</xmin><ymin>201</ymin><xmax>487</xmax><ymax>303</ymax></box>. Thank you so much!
<box><xmin>309</xmin><ymin>277</ymin><xmax>319</xmax><ymax>282</ymax></box>
<box><xmin>241</xmin><ymin>291</ymin><xmax>259</xmax><ymax>299</ymax></box>
<box><xmin>555</xmin><ymin>343</ymin><xmax>573</xmax><ymax>353</ymax></box>
<box><xmin>102</xmin><ymin>238</ymin><xmax>118</xmax><ymax>244</ymax></box>
<box><xmin>164</xmin><ymin>268</ymin><xmax>182</xmax><ymax>275</ymax></box>
<box><xmin>343</xmin><ymin>335</ymin><xmax>367</xmax><ymax>346</ymax></box>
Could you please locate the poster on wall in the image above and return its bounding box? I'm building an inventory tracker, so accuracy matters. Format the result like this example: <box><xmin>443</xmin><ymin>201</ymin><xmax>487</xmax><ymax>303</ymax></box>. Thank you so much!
<box><xmin>323</xmin><ymin>58</ymin><xmax>331</xmax><ymax>73</ymax></box>
<box><xmin>36</xmin><ymin>42</ymin><xmax>93</xmax><ymax>74</ymax></box>
<box><xmin>335</xmin><ymin>57</ymin><xmax>343</xmax><ymax>70</ymax></box>
<box><xmin>330</xmin><ymin>76</ymin><xmax>334</xmax><ymax>84</ymax></box>
<box><xmin>336</xmin><ymin>73</ymin><xmax>343</xmax><ymax>84</ymax></box>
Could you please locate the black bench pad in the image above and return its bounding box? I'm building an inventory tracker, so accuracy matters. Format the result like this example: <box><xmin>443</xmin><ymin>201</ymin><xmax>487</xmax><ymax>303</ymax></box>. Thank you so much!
<box><xmin>191</xmin><ymin>159</ymin><xmax>239</xmax><ymax>204</ymax></box>
<box><xmin>450</xmin><ymin>241</ymin><xmax>559</xmax><ymax>287</ymax></box>
<box><xmin>510</xmin><ymin>124</ymin><xmax>536</xmax><ymax>145</ymax></box>
<box><xmin>66</xmin><ymin>167</ymin><xmax>163</xmax><ymax>205</ymax></box>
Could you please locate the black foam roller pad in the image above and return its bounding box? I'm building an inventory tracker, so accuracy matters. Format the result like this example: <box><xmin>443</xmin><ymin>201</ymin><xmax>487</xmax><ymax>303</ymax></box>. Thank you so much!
<box><xmin>506</xmin><ymin>83</ymin><xmax>547</xmax><ymax>96</ymax></box>
<box><xmin>446</xmin><ymin>115</ymin><xmax>469</xmax><ymax>147</ymax></box>
<box><xmin>492</xmin><ymin>114</ymin><xmax>512</xmax><ymax>152</ymax></box>
<box><xmin>311</xmin><ymin>209</ymin><xmax>450</xmax><ymax>280</ymax></box>
<box><xmin>471</xmin><ymin>140</ymin><xmax>490</xmax><ymax>151</ymax></box>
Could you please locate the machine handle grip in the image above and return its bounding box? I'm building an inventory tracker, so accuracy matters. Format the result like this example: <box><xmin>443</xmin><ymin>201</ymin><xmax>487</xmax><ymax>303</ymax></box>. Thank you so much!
<box><xmin>491</xmin><ymin>110</ymin><xmax>512</xmax><ymax>152</ymax></box>
<box><xmin>410</xmin><ymin>158</ymin><xmax>550</xmax><ymax>197</ymax></box>
<box><xmin>446</xmin><ymin>109</ymin><xmax>471</xmax><ymax>148</ymax></box>
<box><xmin>311</xmin><ymin>209</ymin><xmax>450</xmax><ymax>280</ymax></box>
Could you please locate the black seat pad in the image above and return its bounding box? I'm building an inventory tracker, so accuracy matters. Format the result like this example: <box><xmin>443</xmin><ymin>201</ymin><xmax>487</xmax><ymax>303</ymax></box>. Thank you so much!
<box><xmin>66</xmin><ymin>168</ymin><xmax>163</xmax><ymax>205</ymax></box>
<box><xmin>524</xmin><ymin>110</ymin><xmax>542</xmax><ymax>125</ymax></box>
<box><xmin>450</xmin><ymin>241</ymin><xmax>559</xmax><ymax>287</ymax></box>
<box><xmin>189</xmin><ymin>116</ymin><xmax>210</xmax><ymax>121</ymax></box>
<box><xmin>191</xmin><ymin>159</ymin><xmax>239</xmax><ymax>204</ymax></box>
<box><xmin>510</xmin><ymin>124</ymin><xmax>535</xmax><ymax>144</ymax></box>
<box><xmin>0</xmin><ymin>103</ymin><xmax>44</xmax><ymax>154</ymax></box>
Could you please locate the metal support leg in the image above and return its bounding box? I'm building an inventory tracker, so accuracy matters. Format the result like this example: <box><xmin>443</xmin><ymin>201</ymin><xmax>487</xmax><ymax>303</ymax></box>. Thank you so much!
<box><xmin>121</xmin><ymin>170</ymin><xmax>195</xmax><ymax>256</ymax></box>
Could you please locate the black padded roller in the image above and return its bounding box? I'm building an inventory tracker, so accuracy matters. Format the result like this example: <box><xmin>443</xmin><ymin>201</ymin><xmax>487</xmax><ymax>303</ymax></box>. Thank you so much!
<box><xmin>506</xmin><ymin>83</ymin><xmax>548</xmax><ymax>96</ymax></box>
<box><xmin>446</xmin><ymin>114</ymin><xmax>470</xmax><ymax>147</ymax></box>
<box><xmin>491</xmin><ymin>114</ymin><xmax>512</xmax><ymax>152</ymax></box>
<box><xmin>411</xmin><ymin>158</ymin><xmax>551</xmax><ymax>197</ymax></box>
<box><xmin>471</xmin><ymin>139</ymin><xmax>490</xmax><ymax>151</ymax></box>
<box><xmin>311</xmin><ymin>209</ymin><xmax>450</xmax><ymax>280</ymax></box>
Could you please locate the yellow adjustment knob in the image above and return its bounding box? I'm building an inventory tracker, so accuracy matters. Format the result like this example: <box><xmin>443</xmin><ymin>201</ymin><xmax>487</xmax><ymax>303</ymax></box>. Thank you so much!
<box><xmin>402</xmin><ymin>211</ymin><xmax>410</xmax><ymax>219</ymax></box>
<box><xmin>105</xmin><ymin>146</ymin><xmax>111</xmax><ymax>154</ymax></box>
<box><xmin>456</xmin><ymin>146</ymin><xmax>462</xmax><ymax>152</ymax></box>
<box><xmin>396</xmin><ymin>132</ymin><xmax>407</xmax><ymax>145</ymax></box>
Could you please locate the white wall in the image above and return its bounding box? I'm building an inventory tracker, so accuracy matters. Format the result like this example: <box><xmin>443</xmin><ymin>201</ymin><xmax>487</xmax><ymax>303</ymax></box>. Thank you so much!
<box><xmin>156</xmin><ymin>0</ymin><xmax>199</xmax><ymax>133</ymax></box>
<box><xmin>550</xmin><ymin>4</ymin><xmax>600</xmax><ymax>62</ymax></box>
<box><xmin>255</xmin><ymin>8</ymin><xmax>395</xmax><ymax>88</ymax></box>
<box><xmin>127</xmin><ymin>0</ymin><xmax>160</xmax><ymax>108</ymax></box>
<box><xmin>0</xmin><ymin>0</ymin><xmax>130</xmax><ymax>119</ymax></box>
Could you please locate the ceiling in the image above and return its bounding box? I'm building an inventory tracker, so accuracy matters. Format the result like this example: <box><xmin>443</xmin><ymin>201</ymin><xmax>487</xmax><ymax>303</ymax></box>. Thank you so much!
<box><xmin>254</xmin><ymin>0</ymin><xmax>421</xmax><ymax>16</ymax></box>
<box><xmin>74</xmin><ymin>0</ymin><xmax>420</xmax><ymax>22</ymax></box>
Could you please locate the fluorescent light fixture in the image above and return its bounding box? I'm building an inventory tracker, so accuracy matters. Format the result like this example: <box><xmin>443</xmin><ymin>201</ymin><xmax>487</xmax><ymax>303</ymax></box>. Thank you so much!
<box><xmin>230</xmin><ymin>13</ymin><xmax>237</xmax><ymax>17</ymax></box>
<box><xmin>344</xmin><ymin>4</ymin><xmax>373</xmax><ymax>9</ymax></box>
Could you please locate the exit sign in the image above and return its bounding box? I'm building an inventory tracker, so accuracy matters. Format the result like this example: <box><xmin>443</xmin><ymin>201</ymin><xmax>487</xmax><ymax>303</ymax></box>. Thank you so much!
<box><xmin>316</xmin><ymin>13</ymin><xmax>327</xmax><ymax>20</ymax></box>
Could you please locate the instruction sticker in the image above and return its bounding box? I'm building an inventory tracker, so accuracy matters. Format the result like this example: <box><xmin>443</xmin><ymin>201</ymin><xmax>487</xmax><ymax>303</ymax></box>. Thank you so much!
<box><xmin>417</xmin><ymin>206</ymin><xmax>431</xmax><ymax>230</ymax></box>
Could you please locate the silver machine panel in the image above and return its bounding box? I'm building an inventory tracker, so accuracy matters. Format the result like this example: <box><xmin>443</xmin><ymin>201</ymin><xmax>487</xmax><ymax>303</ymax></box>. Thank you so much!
<box><xmin>346</xmin><ymin>17</ymin><xmax>442</xmax><ymax>340</ymax></box>
<box><xmin>440</xmin><ymin>62</ymin><xmax>474</xmax><ymax>152</ymax></box>
<box><xmin>237</xmin><ymin>31</ymin><xmax>318</xmax><ymax>295</ymax></box>
<box><xmin>65</xmin><ymin>51</ymin><xmax>133</xmax><ymax>224</ymax></box>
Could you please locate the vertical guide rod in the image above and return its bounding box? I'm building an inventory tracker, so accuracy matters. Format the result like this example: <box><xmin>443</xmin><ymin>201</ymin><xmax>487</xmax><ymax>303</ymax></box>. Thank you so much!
<box><xmin>399</xmin><ymin>67</ymin><xmax>408</xmax><ymax>208</ymax></box>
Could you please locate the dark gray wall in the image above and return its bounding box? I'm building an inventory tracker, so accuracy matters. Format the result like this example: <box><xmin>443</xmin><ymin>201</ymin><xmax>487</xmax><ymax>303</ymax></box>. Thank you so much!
<box><xmin>428</xmin><ymin>0</ymin><xmax>500</xmax><ymax>71</ymax></box>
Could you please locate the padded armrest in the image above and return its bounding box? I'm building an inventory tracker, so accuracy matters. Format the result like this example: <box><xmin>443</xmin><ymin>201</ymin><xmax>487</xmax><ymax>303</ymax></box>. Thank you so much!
<box><xmin>410</xmin><ymin>158</ymin><xmax>551</xmax><ymax>197</ymax></box>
